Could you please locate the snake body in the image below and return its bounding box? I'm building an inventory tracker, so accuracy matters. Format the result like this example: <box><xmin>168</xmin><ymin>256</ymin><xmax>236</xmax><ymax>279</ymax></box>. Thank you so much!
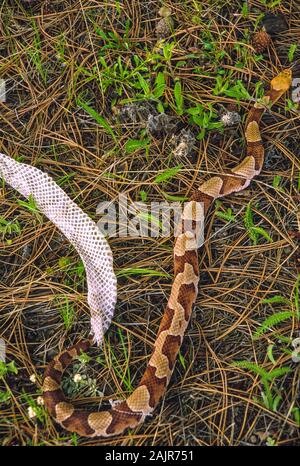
<box><xmin>43</xmin><ymin>70</ymin><xmax>292</xmax><ymax>437</ymax></box>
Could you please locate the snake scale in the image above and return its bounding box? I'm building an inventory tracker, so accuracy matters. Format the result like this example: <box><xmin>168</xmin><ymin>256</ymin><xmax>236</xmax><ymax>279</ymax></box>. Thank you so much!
<box><xmin>42</xmin><ymin>70</ymin><xmax>292</xmax><ymax>437</ymax></box>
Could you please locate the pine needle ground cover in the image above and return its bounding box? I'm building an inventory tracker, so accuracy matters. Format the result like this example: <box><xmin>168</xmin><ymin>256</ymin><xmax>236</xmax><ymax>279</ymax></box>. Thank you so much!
<box><xmin>0</xmin><ymin>0</ymin><xmax>299</xmax><ymax>446</ymax></box>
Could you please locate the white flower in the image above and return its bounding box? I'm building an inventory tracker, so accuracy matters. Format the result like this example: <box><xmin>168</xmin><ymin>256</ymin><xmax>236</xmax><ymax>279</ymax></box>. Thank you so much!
<box><xmin>73</xmin><ymin>373</ymin><xmax>82</xmax><ymax>383</ymax></box>
<box><xmin>29</xmin><ymin>374</ymin><xmax>36</xmax><ymax>383</ymax></box>
<box><xmin>37</xmin><ymin>396</ymin><xmax>44</xmax><ymax>406</ymax></box>
<box><xmin>28</xmin><ymin>406</ymin><xmax>37</xmax><ymax>419</ymax></box>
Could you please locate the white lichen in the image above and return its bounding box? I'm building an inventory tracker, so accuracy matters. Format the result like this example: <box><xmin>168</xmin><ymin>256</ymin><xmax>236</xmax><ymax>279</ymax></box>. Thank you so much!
<box><xmin>220</xmin><ymin>111</ymin><xmax>241</xmax><ymax>127</ymax></box>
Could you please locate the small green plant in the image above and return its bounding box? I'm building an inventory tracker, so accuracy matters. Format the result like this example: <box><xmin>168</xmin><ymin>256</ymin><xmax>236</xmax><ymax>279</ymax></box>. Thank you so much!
<box><xmin>154</xmin><ymin>165</ymin><xmax>182</xmax><ymax>184</ymax></box>
<box><xmin>178</xmin><ymin>350</ymin><xmax>186</xmax><ymax>370</ymax></box>
<box><xmin>266</xmin><ymin>436</ymin><xmax>277</xmax><ymax>446</ymax></box>
<box><xmin>69</xmin><ymin>260</ymin><xmax>85</xmax><ymax>279</ymax></box>
<box><xmin>260</xmin><ymin>0</ymin><xmax>282</xmax><ymax>8</ymax></box>
<box><xmin>56</xmin><ymin>172</ymin><xmax>76</xmax><ymax>187</ymax></box>
<box><xmin>117</xmin><ymin>268</ymin><xmax>169</xmax><ymax>278</ymax></box>
<box><xmin>233</xmin><ymin>360</ymin><xmax>291</xmax><ymax>411</ymax></box>
<box><xmin>62</xmin><ymin>354</ymin><xmax>102</xmax><ymax>398</ymax></box>
<box><xmin>70</xmin><ymin>432</ymin><xmax>78</xmax><ymax>446</ymax></box>
<box><xmin>291</xmin><ymin>407</ymin><xmax>300</xmax><ymax>426</ymax></box>
<box><xmin>58</xmin><ymin>297</ymin><xmax>75</xmax><ymax>331</ymax></box>
<box><xmin>140</xmin><ymin>190</ymin><xmax>147</xmax><ymax>202</ymax></box>
<box><xmin>0</xmin><ymin>217</ymin><xmax>21</xmax><ymax>237</ymax></box>
<box><xmin>27</xmin><ymin>19</ymin><xmax>47</xmax><ymax>83</ymax></box>
<box><xmin>58</xmin><ymin>257</ymin><xmax>72</xmax><ymax>269</ymax></box>
<box><xmin>94</xmin><ymin>23</ymin><xmax>131</xmax><ymax>53</ymax></box>
<box><xmin>124</xmin><ymin>138</ymin><xmax>150</xmax><ymax>154</ymax></box>
<box><xmin>241</xmin><ymin>1</ymin><xmax>249</xmax><ymax>17</ymax></box>
<box><xmin>213</xmin><ymin>75</ymin><xmax>251</xmax><ymax>100</ymax></box>
<box><xmin>288</xmin><ymin>44</ymin><xmax>297</xmax><ymax>63</ymax></box>
<box><xmin>186</xmin><ymin>103</ymin><xmax>222</xmax><ymax>140</ymax></box>
<box><xmin>0</xmin><ymin>389</ymin><xmax>11</xmax><ymax>404</ymax></box>
<box><xmin>18</xmin><ymin>194</ymin><xmax>43</xmax><ymax>223</ymax></box>
<box><xmin>272</xmin><ymin>175</ymin><xmax>284</xmax><ymax>191</ymax></box>
<box><xmin>215</xmin><ymin>201</ymin><xmax>236</xmax><ymax>222</ymax></box>
<box><xmin>253</xmin><ymin>311</ymin><xmax>295</xmax><ymax>340</ymax></box>
<box><xmin>244</xmin><ymin>202</ymin><xmax>272</xmax><ymax>244</ymax></box>
<box><xmin>22</xmin><ymin>392</ymin><xmax>47</xmax><ymax>424</ymax></box>
<box><xmin>0</xmin><ymin>360</ymin><xmax>18</xmax><ymax>378</ymax></box>
<box><xmin>107</xmin><ymin>328</ymin><xmax>132</xmax><ymax>392</ymax></box>
<box><xmin>76</xmin><ymin>97</ymin><xmax>117</xmax><ymax>142</ymax></box>
<box><xmin>162</xmin><ymin>192</ymin><xmax>188</xmax><ymax>202</ymax></box>
<box><xmin>174</xmin><ymin>80</ymin><xmax>184</xmax><ymax>115</ymax></box>
<box><xmin>76</xmin><ymin>350</ymin><xmax>91</xmax><ymax>365</ymax></box>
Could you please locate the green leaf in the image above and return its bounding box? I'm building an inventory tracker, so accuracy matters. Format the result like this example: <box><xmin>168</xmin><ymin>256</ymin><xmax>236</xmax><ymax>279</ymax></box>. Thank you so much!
<box><xmin>232</xmin><ymin>360</ymin><xmax>268</xmax><ymax>379</ymax></box>
<box><xmin>244</xmin><ymin>202</ymin><xmax>272</xmax><ymax>244</ymax></box>
<box><xmin>174</xmin><ymin>80</ymin><xmax>184</xmax><ymax>115</ymax></box>
<box><xmin>292</xmin><ymin>407</ymin><xmax>300</xmax><ymax>426</ymax></box>
<box><xmin>76</xmin><ymin>350</ymin><xmax>91</xmax><ymax>365</ymax></box>
<box><xmin>288</xmin><ymin>44</ymin><xmax>297</xmax><ymax>63</ymax></box>
<box><xmin>178</xmin><ymin>351</ymin><xmax>186</xmax><ymax>370</ymax></box>
<box><xmin>140</xmin><ymin>190</ymin><xmax>147</xmax><ymax>202</ymax></box>
<box><xmin>267</xmin><ymin>344</ymin><xmax>276</xmax><ymax>364</ymax></box>
<box><xmin>77</xmin><ymin>98</ymin><xmax>116</xmax><ymax>141</ymax></box>
<box><xmin>261</xmin><ymin>295</ymin><xmax>290</xmax><ymax>305</ymax></box>
<box><xmin>157</xmin><ymin>101</ymin><xmax>165</xmax><ymax>113</ymax></box>
<box><xmin>272</xmin><ymin>175</ymin><xmax>282</xmax><ymax>189</ymax></box>
<box><xmin>294</xmin><ymin>276</ymin><xmax>299</xmax><ymax>318</ymax></box>
<box><xmin>125</xmin><ymin>139</ymin><xmax>149</xmax><ymax>153</ymax></box>
<box><xmin>215</xmin><ymin>208</ymin><xmax>236</xmax><ymax>222</ymax></box>
<box><xmin>241</xmin><ymin>1</ymin><xmax>249</xmax><ymax>17</ymax></box>
<box><xmin>251</xmin><ymin>226</ymin><xmax>272</xmax><ymax>243</ymax></box>
<box><xmin>137</xmin><ymin>73</ymin><xmax>150</xmax><ymax>96</ymax></box>
<box><xmin>154</xmin><ymin>165</ymin><xmax>182</xmax><ymax>184</ymax></box>
<box><xmin>162</xmin><ymin>192</ymin><xmax>188</xmax><ymax>202</ymax></box>
<box><xmin>272</xmin><ymin>394</ymin><xmax>282</xmax><ymax>412</ymax></box>
<box><xmin>153</xmin><ymin>72</ymin><xmax>166</xmax><ymax>98</ymax></box>
<box><xmin>253</xmin><ymin>311</ymin><xmax>294</xmax><ymax>340</ymax></box>
<box><xmin>266</xmin><ymin>367</ymin><xmax>291</xmax><ymax>380</ymax></box>
<box><xmin>117</xmin><ymin>268</ymin><xmax>170</xmax><ymax>278</ymax></box>
<box><xmin>0</xmin><ymin>390</ymin><xmax>11</xmax><ymax>404</ymax></box>
<box><xmin>0</xmin><ymin>360</ymin><xmax>18</xmax><ymax>378</ymax></box>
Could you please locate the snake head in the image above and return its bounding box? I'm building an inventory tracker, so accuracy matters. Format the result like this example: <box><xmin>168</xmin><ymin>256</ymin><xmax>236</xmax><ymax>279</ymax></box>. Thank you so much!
<box><xmin>271</xmin><ymin>69</ymin><xmax>292</xmax><ymax>93</ymax></box>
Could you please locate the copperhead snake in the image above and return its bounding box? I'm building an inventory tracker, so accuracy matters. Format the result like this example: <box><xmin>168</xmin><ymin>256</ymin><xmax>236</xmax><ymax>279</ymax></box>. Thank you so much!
<box><xmin>42</xmin><ymin>70</ymin><xmax>292</xmax><ymax>437</ymax></box>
